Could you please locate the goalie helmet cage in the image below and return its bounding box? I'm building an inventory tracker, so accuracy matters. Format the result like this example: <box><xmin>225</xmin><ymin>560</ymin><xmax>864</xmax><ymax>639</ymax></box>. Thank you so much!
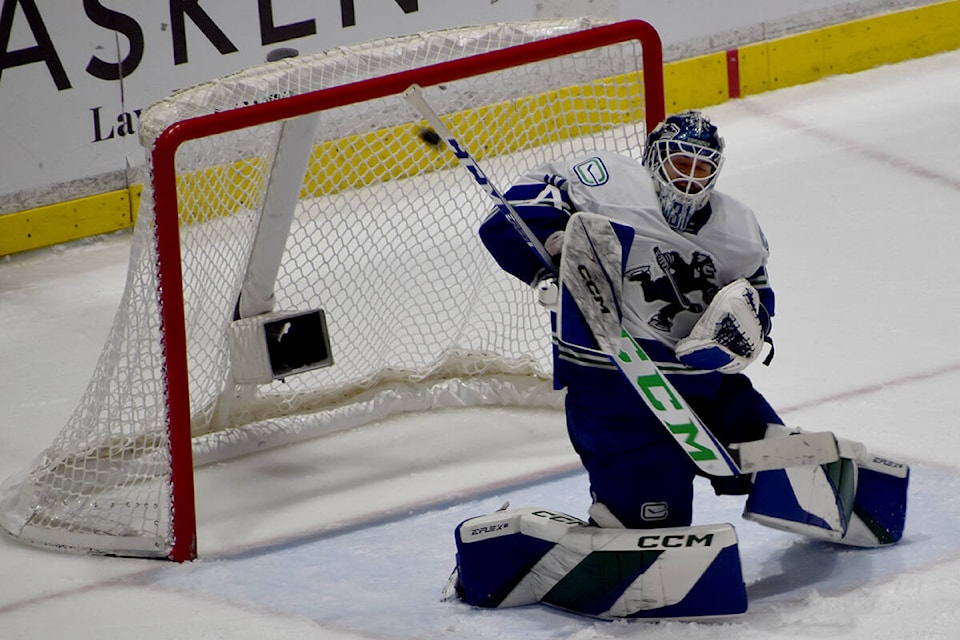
<box><xmin>0</xmin><ymin>18</ymin><xmax>664</xmax><ymax>562</ymax></box>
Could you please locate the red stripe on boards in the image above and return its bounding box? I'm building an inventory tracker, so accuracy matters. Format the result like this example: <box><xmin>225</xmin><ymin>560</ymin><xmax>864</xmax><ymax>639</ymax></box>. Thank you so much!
<box><xmin>726</xmin><ymin>48</ymin><xmax>741</xmax><ymax>99</ymax></box>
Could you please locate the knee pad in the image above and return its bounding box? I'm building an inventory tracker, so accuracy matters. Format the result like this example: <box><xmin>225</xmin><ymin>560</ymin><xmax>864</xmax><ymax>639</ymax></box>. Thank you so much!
<box><xmin>448</xmin><ymin>507</ymin><xmax>747</xmax><ymax>619</ymax></box>
<box><xmin>743</xmin><ymin>443</ymin><xmax>908</xmax><ymax>547</ymax></box>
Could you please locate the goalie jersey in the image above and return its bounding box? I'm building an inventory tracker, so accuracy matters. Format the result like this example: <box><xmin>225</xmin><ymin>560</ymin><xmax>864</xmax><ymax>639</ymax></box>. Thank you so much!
<box><xmin>479</xmin><ymin>150</ymin><xmax>774</xmax><ymax>386</ymax></box>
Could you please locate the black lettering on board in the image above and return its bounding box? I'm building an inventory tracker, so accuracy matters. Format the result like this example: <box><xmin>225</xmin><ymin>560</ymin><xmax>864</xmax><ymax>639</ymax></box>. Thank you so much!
<box><xmin>84</xmin><ymin>0</ymin><xmax>145</xmax><ymax>81</ymax></box>
<box><xmin>170</xmin><ymin>0</ymin><xmax>238</xmax><ymax>65</ymax></box>
<box><xmin>0</xmin><ymin>0</ymin><xmax>70</xmax><ymax>90</ymax></box>
<box><xmin>340</xmin><ymin>0</ymin><xmax>419</xmax><ymax>28</ymax></box>
<box><xmin>258</xmin><ymin>0</ymin><xmax>316</xmax><ymax>46</ymax></box>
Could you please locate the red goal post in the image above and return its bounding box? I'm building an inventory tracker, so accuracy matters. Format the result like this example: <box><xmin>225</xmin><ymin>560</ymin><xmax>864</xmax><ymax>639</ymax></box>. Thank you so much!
<box><xmin>1</xmin><ymin>18</ymin><xmax>664</xmax><ymax>562</ymax></box>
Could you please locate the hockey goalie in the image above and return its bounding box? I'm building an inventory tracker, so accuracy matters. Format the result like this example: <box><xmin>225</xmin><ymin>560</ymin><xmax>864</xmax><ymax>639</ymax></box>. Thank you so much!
<box><xmin>443</xmin><ymin>111</ymin><xmax>909</xmax><ymax>619</ymax></box>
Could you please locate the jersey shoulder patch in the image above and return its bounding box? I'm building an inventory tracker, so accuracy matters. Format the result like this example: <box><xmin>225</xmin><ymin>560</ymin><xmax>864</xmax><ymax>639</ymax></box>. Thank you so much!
<box><xmin>571</xmin><ymin>157</ymin><xmax>610</xmax><ymax>186</ymax></box>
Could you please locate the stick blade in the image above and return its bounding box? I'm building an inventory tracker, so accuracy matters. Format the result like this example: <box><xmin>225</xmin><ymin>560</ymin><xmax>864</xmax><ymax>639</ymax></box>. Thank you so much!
<box><xmin>730</xmin><ymin>431</ymin><xmax>840</xmax><ymax>472</ymax></box>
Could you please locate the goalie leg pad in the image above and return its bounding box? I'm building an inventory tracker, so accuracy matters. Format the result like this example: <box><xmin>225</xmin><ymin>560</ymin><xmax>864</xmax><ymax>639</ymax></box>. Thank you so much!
<box><xmin>744</xmin><ymin>448</ymin><xmax>908</xmax><ymax>547</ymax></box>
<box><xmin>744</xmin><ymin>459</ymin><xmax>856</xmax><ymax>538</ymax></box>
<box><xmin>450</xmin><ymin>507</ymin><xmax>747</xmax><ymax>619</ymax></box>
<box><xmin>840</xmin><ymin>453</ymin><xmax>909</xmax><ymax>546</ymax></box>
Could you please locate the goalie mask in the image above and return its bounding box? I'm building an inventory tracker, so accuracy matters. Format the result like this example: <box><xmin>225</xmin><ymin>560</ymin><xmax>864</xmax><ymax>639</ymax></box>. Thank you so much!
<box><xmin>643</xmin><ymin>111</ymin><xmax>725</xmax><ymax>232</ymax></box>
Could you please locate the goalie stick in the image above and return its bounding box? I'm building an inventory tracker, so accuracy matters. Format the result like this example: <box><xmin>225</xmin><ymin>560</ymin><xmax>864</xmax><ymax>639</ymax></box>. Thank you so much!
<box><xmin>401</xmin><ymin>84</ymin><xmax>838</xmax><ymax>477</ymax></box>
<box><xmin>561</xmin><ymin>213</ymin><xmax>838</xmax><ymax>475</ymax></box>
<box><xmin>403</xmin><ymin>85</ymin><xmax>557</xmax><ymax>276</ymax></box>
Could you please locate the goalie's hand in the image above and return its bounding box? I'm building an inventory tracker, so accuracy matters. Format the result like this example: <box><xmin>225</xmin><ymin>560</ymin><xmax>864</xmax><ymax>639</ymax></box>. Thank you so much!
<box><xmin>675</xmin><ymin>279</ymin><xmax>765</xmax><ymax>373</ymax></box>
<box><xmin>544</xmin><ymin>230</ymin><xmax>565</xmax><ymax>257</ymax></box>
<box><xmin>535</xmin><ymin>275</ymin><xmax>559</xmax><ymax>311</ymax></box>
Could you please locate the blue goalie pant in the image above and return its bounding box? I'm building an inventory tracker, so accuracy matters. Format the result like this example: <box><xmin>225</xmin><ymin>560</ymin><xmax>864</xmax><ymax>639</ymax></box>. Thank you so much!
<box><xmin>562</xmin><ymin>364</ymin><xmax>781</xmax><ymax>529</ymax></box>
<box><xmin>449</xmin><ymin>507</ymin><xmax>748</xmax><ymax>619</ymax></box>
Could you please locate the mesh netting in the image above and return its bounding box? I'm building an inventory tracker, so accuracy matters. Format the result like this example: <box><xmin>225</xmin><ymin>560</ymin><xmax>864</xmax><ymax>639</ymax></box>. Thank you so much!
<box><xmin>0</xmin><ymin>18</ymin><xmax>660</xmax><ymax>559</ymax></box>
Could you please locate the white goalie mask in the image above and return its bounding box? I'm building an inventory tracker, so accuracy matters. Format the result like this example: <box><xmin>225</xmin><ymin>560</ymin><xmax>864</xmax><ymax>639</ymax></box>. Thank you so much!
<box><xmin>643</xmin><ymin>111</ymin><xmax>725</xmax><ymax>232</ymax></box>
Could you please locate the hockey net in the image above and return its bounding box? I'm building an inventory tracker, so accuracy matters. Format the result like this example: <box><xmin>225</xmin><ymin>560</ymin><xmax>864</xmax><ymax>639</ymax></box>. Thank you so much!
<box><xmin>0</xmin><ymin>18</ymin><xmax>664</xmax><ymax>560</ymax></box>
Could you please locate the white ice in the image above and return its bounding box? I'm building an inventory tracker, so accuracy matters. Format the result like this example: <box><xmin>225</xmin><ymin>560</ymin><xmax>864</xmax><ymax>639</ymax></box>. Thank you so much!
<box><xmin>2</xmin><ymin>48</ymin><xmax>960</xmax><ymax>640</ymax></box>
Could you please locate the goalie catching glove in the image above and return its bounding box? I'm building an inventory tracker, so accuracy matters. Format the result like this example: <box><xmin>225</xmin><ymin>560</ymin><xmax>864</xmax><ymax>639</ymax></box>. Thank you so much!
<box><xmin>675</xmin><ymin>278</ymin><xmax>765</xmax><ymax>374</ymax></box>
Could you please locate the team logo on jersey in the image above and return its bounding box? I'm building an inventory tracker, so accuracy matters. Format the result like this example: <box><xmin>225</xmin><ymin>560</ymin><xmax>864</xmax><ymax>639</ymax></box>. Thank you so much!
<box><xmin>625</xmin><ymin>248</ymin><xmax>718</xmax><ymax>332</ymax></box>
<box><xmin>572</xmin><ymin>157</ymin><xmax>609</xmax><ymax>186</ymax></box>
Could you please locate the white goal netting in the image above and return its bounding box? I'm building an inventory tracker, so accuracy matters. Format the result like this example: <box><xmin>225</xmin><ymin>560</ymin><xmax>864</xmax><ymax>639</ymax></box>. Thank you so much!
<box><xmin>0</xmin><ymin>18</ymin><xmax>662</xmax><ymax>560</ymax></box>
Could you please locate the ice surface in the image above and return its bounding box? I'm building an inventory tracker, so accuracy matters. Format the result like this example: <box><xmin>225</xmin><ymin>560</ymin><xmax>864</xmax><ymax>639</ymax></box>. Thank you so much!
<box><xmin>2</xmin><ymin>49</ymin><xmax>960</xmax><ymax>640</ymax></box>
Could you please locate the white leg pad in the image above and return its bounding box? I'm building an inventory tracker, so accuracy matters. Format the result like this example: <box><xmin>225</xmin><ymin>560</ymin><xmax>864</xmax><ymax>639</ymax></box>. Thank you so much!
<box><xmin>744</xmin><ymin>440</ymin><xmax>909</xmax><ymax>547</ymax></box>
<box><xmin>450</xmin><ymin>507</ymin><xmax>748</xmax><ymax>619</ymax></box>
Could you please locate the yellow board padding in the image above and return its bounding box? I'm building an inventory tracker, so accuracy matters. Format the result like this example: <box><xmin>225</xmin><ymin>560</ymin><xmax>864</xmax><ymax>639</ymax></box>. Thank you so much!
<box><xmin>176</xmin><ymin>157</ymin><xmax>269</xmax><ymax>224</ymax></box>
<box><xmin>662</xmin><ymin>51</ymin><xmax>730</xmax><ymax>113</ymax></box>
<box><xmin>178</xmin><ymin>72</ymin><xmax>647</xmax><ymax>221</ymax></box>
<box><xmin>172</xmin><ymin>71</ymin><xmax>646</xmax><ymax>223</ymax></box>
<box><xmin>0</xmin><ymin>189</ymin><xmax>137</xmax><ymax>256</ymax></box>
<box><xmin>3</xmin><ymin>0</ymin><xmax>960</xmax><ymax>256</ymax></box>
<box><xmin>302</xmin><ymin>72</ymin><xmax>645</xmax><ymax>199</ymax></box>
<box><xmin>737</xmin><ymin>0</ymin><xmax>960</xmax><ymax>95</ymax></box>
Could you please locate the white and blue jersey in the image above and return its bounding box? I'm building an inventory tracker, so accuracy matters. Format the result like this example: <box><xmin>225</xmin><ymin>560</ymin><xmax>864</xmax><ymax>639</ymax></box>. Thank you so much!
<box><xmin>479</xmin><ymin>150</ymin><xmax>783</xmax><ymax>528</ymax></box>
<box><xmin>480</xmin><ymin>150</ymin><xmax>773</xmax><ymax>381</ymax></box>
